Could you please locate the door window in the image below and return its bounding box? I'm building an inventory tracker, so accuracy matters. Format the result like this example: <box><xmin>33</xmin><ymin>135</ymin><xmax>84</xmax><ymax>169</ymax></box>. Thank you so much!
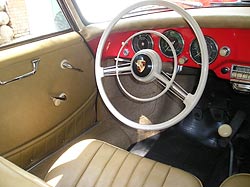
<box><xmin>0</xmin><ymin>0</ymin><xmax>71</xmax><ymax>47</ymax></box>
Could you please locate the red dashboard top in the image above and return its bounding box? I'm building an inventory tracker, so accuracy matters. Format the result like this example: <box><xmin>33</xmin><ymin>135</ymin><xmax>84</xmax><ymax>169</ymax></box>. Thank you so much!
<box><xmin>88</xmin><ymin>28</ymin><xmax>250</xmax><ymax>81</ymax></box>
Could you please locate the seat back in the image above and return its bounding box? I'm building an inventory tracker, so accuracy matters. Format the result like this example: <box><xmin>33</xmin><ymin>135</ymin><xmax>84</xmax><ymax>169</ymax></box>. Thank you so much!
<box><xmin>0</xmin><ymin>157</ymin><xmax>50</xmax><ymax>187</ymax></box>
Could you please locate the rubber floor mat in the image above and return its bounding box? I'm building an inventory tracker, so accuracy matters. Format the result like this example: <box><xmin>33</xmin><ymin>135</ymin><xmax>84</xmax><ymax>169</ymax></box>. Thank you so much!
<box><xmin>145</xmin><ymin>127</ymin><xmax>230</xmax><ymax>187</ymax></box>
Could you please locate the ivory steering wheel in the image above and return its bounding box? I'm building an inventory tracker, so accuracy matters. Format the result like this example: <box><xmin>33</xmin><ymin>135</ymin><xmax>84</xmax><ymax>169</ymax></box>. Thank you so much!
<box><xmin>95</xmin><ymin>0</ymin><xmax>209</xmax><ymax>130</ymax></box>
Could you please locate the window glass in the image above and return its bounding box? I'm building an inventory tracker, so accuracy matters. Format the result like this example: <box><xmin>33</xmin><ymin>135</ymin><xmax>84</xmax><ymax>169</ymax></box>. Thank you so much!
<box><xmin>0</xmin><ymin>0</ymin><xmax>70</xmax><ymax>47</ymax></box>
<box><xmin>74</xmin><ymin>0</ymin><xmax>143</xmax><ymax>23</ymax></box>
<box><xmin>74</xmin><ymin>0</ymin><xmax>248</xmax><ymax>23</ymax></box>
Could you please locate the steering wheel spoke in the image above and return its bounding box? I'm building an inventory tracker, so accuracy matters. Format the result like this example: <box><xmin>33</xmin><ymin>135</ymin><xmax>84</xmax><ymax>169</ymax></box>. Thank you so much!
<box><xmin>154</xmin><ymin>72</ymin><xmax>171</xmax><ymax>89</ymax></box>
<box><xmin>157</xmin><ymin>71</ymin><xmax>189</xmax><ymax>101</ymax></box>
<box><xmin>103</xmin><ymin>62</ymin><xmax>131</xmax><ymax>77</ymax></box>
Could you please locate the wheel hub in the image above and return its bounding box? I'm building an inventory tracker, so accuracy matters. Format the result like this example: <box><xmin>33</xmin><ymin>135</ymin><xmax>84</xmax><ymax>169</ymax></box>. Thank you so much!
<box><xmin>131</xmin><ymin>49</ymin><xmax>162</xmax><ymax>82</ymax></box>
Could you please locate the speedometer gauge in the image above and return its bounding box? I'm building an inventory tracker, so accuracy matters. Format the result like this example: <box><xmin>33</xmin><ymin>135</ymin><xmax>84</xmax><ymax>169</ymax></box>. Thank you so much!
<box><xmin>190</xmin><ymin>36</ymin><xmax>218</xmax><ymax>64</ymax></box>
<box><xmin>159</xmin><ymin>30</ymin><xmax>184</xmax><ymax>58</ymax></box>
<box><xmin>132</xmin><ymin>33</ymin><xmax>153</xmax><ymax>52</ymax></box>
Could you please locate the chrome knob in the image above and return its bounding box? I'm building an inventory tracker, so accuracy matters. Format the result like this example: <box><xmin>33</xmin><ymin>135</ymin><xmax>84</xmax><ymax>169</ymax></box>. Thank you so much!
<box><xmin>219</xmin><ymin>46</ymin><xmax>231</xmax><ymax>57</ymax></box>
<box><xmin>179</xmin><ymin>56</ymin><xmax>188</xmax><ymax>65</ymax></box>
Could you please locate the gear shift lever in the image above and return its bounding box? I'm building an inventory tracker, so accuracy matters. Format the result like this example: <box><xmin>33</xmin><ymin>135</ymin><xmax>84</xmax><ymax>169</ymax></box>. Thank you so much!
<box><xmin>218</xmin><ymin>124</ymin><xmax>232</xmax><ymax>138</ymax></box>
<box><xmin>217</xmin><ymin>111</ymin><xmax>246</xmax><ymax>176</ymax></box>
<box><xmin>218</xmin><ymin>124</ymin><xmax>234</xmax><ymax>176</ymax></box>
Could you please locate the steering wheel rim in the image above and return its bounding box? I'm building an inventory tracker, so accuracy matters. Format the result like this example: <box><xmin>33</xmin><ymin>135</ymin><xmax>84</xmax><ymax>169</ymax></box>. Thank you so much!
<box><xmin>95</xmin><ymin>0</ymin><xmax>209</xmax><ymax>130</ymax></box>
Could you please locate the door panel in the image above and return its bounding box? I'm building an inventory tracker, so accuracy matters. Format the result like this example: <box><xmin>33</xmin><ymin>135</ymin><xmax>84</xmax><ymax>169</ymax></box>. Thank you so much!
<box><xmin>0</xmin><ymin>32</ymin><xmax>97</xmax><ymax>169</ymax></box>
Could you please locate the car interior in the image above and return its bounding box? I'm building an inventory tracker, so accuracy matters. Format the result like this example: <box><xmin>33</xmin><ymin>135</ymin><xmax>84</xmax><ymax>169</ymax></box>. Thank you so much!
<box><xmin>0</xmin><ymin>0</ymin><xmax>250</xmax><ymax>187</ymax></box>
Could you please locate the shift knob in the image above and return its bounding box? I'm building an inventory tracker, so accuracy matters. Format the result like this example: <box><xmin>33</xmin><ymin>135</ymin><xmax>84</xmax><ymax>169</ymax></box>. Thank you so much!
<box><xmin>218</xmin><ymin>124</ymin><xmax>232</xmax><ymax>138</ymax></box>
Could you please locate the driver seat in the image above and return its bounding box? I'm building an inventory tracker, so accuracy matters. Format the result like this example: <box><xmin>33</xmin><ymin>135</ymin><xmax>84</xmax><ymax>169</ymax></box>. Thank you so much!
<box><xmin>0</xmin><ymin>139</ymin><xmax>202</xmax><ymax>187</ymax></box>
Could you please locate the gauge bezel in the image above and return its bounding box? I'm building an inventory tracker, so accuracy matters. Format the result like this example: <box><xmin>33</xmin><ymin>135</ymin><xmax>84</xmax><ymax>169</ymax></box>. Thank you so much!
<box><xmin>132</xmin><ymin>33</ymin><xmax>154</xmax><ymax>52</ymax></box>
<box><xmin>159</xmin><ymin>29</ymin><xmax>184</xmax><ymax>58</ymax></box>
<box><xmin>190</xmin><ymin>36</ymin><xmax>218</xmax><ymax>64</ymax></box>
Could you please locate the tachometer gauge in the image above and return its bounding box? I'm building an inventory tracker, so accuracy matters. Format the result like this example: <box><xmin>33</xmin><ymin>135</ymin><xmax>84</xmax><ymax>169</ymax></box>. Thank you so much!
<box><xmin>132</xmin><ymin>33</ymin><xmax>153</xmax><ymax>52</ymax></box>
<box><xmin>190</xmin><ymin>36</ymin><xmax>218</xmax><ymax>64</ymax></box>
<box><xmin>159</xmin><ymin>30</ymin><xmax>184</xmax><ymax>58</ymax></box>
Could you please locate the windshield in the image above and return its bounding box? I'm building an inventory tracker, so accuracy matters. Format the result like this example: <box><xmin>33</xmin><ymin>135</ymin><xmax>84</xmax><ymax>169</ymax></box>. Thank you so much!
<box><xmin>74</xmin><ymin>0</ymin><xmax>249</xmax><ymax>23</ymax></box>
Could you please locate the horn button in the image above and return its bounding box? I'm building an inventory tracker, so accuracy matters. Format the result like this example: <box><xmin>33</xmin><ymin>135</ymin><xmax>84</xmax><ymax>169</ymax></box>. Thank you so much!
<box><xmin>131</xmin><ymin>49</ymin><xmax>162</xmax><ymax>82</ymax></box>
<box><xmin>132</xmin><ymin>54</ymin><xmax>152</xmax><ymax>77</ymax></box>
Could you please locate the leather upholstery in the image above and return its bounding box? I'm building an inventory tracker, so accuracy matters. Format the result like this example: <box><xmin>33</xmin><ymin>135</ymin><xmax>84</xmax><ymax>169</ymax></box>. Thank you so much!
<box><xmin>0</xmin><ymin>139</ymin><xmax>202</xmax><ymax>187</ymax></box>
<box><xmin>0</xmin><ymin>157</ymin><xmax>50</xmax><ymax>187</ymax></box>
<box><xmin>220</xmin><ymin>173</ymin><xmax>250</xmax><ymax>187</ymax></box>
<box><xmin>45</xmin><ymin>139</ymin><xmax>202</xmax><ymax>187</ymax></box>
<box><xmin>0</xmin><ymin>32</ymin><xmax>97</xmax><ymax>169</ymax></box>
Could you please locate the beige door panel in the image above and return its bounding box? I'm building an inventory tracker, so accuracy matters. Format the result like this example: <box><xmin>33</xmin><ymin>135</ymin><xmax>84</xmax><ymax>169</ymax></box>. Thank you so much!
<box><xmin>0</xmin><ymin>32</ymin><xmax>97</xmax><ymax>169</ymax></box>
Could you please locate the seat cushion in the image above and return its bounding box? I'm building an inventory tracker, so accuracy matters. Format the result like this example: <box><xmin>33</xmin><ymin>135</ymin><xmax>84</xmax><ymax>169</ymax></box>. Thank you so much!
<box><xmin>220</xmin><ymin>173</ymin><xmax>250</xmax><ymax>187</ymax></box>
<box><xmin>45</xmin><ymin>139</ymin><xmax>202</xmax><ymax>187</ymax></box>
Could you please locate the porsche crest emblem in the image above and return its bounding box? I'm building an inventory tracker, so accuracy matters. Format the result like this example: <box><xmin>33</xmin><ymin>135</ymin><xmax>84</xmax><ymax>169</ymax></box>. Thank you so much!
<box><xmin>135</xmin><ymin>59</ymin><xmax>146</xmax><ymax>73</ymax></box>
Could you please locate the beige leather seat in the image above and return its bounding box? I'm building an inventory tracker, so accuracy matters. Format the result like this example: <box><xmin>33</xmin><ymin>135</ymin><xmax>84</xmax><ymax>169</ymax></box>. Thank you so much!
<box><xmin>220</xmin><ymin>173</ymin><xmax>250</xmax><ymax>187</ymax></box>
<box><xmin>0</xmin><ymin>139</ymin><xmax>202</xmax><ymax>187</ymax></box>
<box><xmin>0</xmin><ymin>156</ymin><xmax>50</xmax><ymax>187</ymax></box>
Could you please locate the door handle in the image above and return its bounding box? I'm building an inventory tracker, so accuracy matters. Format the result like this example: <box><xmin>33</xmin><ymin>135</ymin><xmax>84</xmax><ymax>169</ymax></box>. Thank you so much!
<box><xmin>51</xmin><ymin>93</ymin><xmax>67</xmax><ymax>106</ymax></box>
<box><xmin>0</xmin><ymin>59</ymin><xmax>40</xmax><ymax>85</ymax></box>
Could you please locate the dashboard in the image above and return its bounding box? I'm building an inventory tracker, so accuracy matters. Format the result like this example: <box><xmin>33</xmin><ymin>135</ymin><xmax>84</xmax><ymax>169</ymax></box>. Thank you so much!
<box><xmin>89</xmin><ymin>27</ymin><xmax>250</xmax><ymax>83</ymax></box>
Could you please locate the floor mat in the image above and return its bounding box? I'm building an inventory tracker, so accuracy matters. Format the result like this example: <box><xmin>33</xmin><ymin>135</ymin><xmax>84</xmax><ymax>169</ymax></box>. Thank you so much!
<box><xmin>129</xmin><ymin>133</ymin><xmax>160</xmax><ymax>157</ymax></box>
<box><xmin>145</xmin><ymin>126</ymin><xmax>230</xmax><ymax>187</ymax></box>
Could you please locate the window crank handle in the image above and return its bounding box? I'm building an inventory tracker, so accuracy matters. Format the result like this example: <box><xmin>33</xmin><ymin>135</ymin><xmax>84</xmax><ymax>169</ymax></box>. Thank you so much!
<box><xmin>61</xmin><ymin>60</ymin><xmax>83</xmax><ymax>72</ymax></box>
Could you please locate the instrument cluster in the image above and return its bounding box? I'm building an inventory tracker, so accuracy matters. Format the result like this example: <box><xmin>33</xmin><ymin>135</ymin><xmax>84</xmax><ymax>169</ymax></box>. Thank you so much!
<box><xmin>131</xmin><ymin>29</ymin><xmax>219</xmax><ymax>65</ymax></box>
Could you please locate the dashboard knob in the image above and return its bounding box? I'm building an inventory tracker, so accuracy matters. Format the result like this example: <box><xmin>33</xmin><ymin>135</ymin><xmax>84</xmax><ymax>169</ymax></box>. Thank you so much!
<box><xmin>123</xmin><ymin>48</ymin><xmax>130</xmax><ymax>56</ymax></box>
<box><xmin>179</xmin><ymin>56</ymin><xmax>188</xmax><ymax>64</ymax></box>
<box><xmin>219</xmin><ymin>46</ymin><xmax>231</xmax><ymax>57</ymax></box>
<box><xmin>221</xmin><ymin>67</ymin><xmax>230</xmax><ymax>74</ymax></box>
